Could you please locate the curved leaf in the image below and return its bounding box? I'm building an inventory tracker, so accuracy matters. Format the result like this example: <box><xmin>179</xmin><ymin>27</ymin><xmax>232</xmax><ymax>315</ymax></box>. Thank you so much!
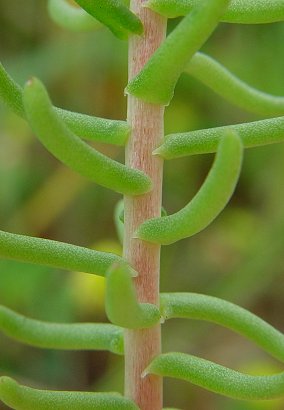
<box><xmin>0</xmin><ymin>305</ymin><xmax>124</xmax><ymax>355</ymax></box>
<box><xmin>146</xmin><ymin>0</ymin><xmax>284</xmax><ymax>24</ymax></box>
<box><xmin>137</xmin><ymin>131</ymin><xmax>243</xmax><ymax>244</ymax></box>
<box><xmin>154</xmin><ymin>116</ymin><xmax>284</xmax><ymax>159</ymax></box>
<box><xmin>126</xmin><ymin>0</ymin><xmax>230</xmax><ymax>105</ymax></box>
<box><xmin>160</xmin><ymin>293</ymin><xmax>284</xmax><ymax>363</ymax></box>
<box><xmin>186</xmin><ymin>52</ymin><xmax>284</xmax><ymax>116</ymax></box>
<box><xmin>0</xmin><ymin>62</ymin><xmax>130</xmax><ymax>146</ymax></box>
<box><xmin>145</xmin><ymin>352</ymin><xmax>284</xmax><ymax>400</ymax></box>
<box><xmin>113</xmin><ymin>200</ymin><xmax>167</xmax><ymax>245</ymax></box>
<box><xmin>74</xmin><ymin>0</ymin><xmax>143</xmax><ymax>39</ymax></box>
<box><xmin>0</xmin><ymin>377</ymin><xmax>139</xmax><ymax>409</ymax></box>
<box><xmin>23</xmin><ymin>78</ymin><xmax>152</xmax><ymax>196</ymax></box>
<box><xmin>55</xmin><ymin>108</ymin><xmax>130</xmax><ymax>146</ymax></box>
<box><xmin>0</xmin><ymin>229</ymin><xmax>127</xmax><ymax>277</ymax></box>
<box><xmin>106</xmin><ymin>262</ymin><xmax>161</xmax><ymax>329</ymax></box>
<box><xmin>48</xmin><ymin>0</ymin><xmax>102</xmax><ymax>32</ymax></box>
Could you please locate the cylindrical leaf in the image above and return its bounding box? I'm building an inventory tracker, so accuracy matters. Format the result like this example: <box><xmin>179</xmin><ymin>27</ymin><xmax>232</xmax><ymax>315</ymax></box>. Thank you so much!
<box><xmin>0</xmin><ymin>305</ymin><xmax>124</xmax><ymax>355</ymax></box>
<box><xmin>146</xmin><ymin>0</ymin><xmax>284</xmax><ymax>24</ymax></box>
<box><xmin>0</xmin><ymin>229</ymin><xmax>125</xmax><ymax>277</ymax></box>
<box><xmin>126</xmin><ymin>0</ymin><xmax>230</xmax><ymax>105</ymax></box>
<box><xmin>75</xmin><ymin>0</ymin><xmax>143</xmax><ymax>39</ymax></box>
<box><xmin>0</xmin><ymin>63</ymin><xmax>130</xmax><ymax>146</ymax></box>
<box><xmin>154</xmin><ymin>116</ymin><xmax>284</xmax><ymax>159</ymax></box>
<box><xmin>106</xmin><ymin>262</ymin><xmax>161</xmax><ymax>329</ymax></box>
<box><xmin>146</xmin><ymin>353</ymin><xmax>284</xmax><ymax>400</ymax></box>
<box><xmin>161</xmin><ymin>293</ymin><xmax>284</xmax><ymax>363</ymax></box>
<box><xmin>23</xmin><ymin>78</ymin><xmax>152</xmax><ymax>195</ymax></box>
<box><xmin>137</xmin><ymin>131</ymin><xmax>243</xmax><ymax>244</ymax></box>
<box><xmin>0</xmin><ymin>377</ymin><xmax>138</xmax><ymax>410</ymax></box>
<box><xmin>48</xmin><ymin>0</ymin><xmax>102</xmax><ymax>32</ymax></box>
<box><xmin>186</xmin><ymin>52</ymin><xmax>284</xmax><ymax>116</ymax></box>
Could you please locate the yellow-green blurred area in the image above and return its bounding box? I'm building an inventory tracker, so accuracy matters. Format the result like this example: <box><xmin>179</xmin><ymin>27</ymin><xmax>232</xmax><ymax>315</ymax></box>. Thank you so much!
<box><xmin>0</xmin><ymin>1</ymin><xmax>284</xmax><ymax>409</ymax></box>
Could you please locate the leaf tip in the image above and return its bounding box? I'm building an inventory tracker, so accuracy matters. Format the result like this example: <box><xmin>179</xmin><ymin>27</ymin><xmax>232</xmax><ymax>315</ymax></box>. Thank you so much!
<box><xmin>141</xmin><ymin>368</ymin><xmax>150</xmax><ymax>378</ymax></box>
<box><xmin>25</xmin><ymin>77</ymin><xmax>38</xmax><ymax>88</ymax></box>
<box><xmin>129</xmin><ymin>266</ymin><xmax>139</xmax><ymax>277</ymax></box>
<box><xmin>152</xmin><ymin>146</ymin><xmax>164</xmax><ymax>157</ymax></box>
<box><xmin>132</xmin><ymin>232</ymin><xmax>142</xmax><ymax>241</ymax></box>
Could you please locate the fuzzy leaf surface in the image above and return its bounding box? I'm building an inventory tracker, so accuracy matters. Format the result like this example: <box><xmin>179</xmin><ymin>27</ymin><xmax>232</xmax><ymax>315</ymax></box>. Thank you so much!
<box><xmin>23</xmin><ymin>78</ymin><xmax>152</xmax><ymax>195</ymax></box>
<box><xmin>155</xmin><ymin>116</ymin><xmax>284</xmax><ymax>159</ymax></box>
<box><xmin>106</xmin><ymin>262</ymin><xmax>161</xmax><ymax>329</ymax></box>
<box><xmin>137</xmin><ymin>131</ymin><xmax>243</xmax><ymax>244</ymax></box>
<box><xmin>126</xmin><ymin>0</ymin><xmax>230</xmax><ymax>105</ymax></box>
<box><xmin>146</xmin><ymin>353</ymin><xmax>284</xmax><ymax>400</ymax></box>
<box><xmin>0</xmin><ymin>305</ymin><xmax>124</xmax><ymax>355</ymax></box>
<box><xmin>75</xmin><ymin>0</ymin><xmax>143</xmax><ymax>39</ymax></box>
<box><xmin>161</xmin><ymin>293</ymin><xmax>284</xmax><ymax>363</ymax></box>
<box><xmin>0</xmin><ymin>229</ymin><xmax>125</xmax><ymax>277</ymax></box>
<box><xmin>0</xmin><ymin>377</ymin><xmax>138</xmax><ymax>410</ymax></box>
<box><xmin>0</xmin><ymin>63</ymin><xmax>130</xmax><ymax>146</ymax></box>
<box><xmin>146</xmin><ymin>0</ymin><xmax>284</xmax><ymax>23</ymax></box>
<box><xmin>186</xmin><ymin>52</ymin><xmax>284</xmax><ymax>116</ymax></box>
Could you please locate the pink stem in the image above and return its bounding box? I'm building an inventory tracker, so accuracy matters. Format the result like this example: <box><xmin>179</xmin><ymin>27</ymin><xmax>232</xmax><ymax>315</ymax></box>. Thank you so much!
<box><xmin>124</xmin><ymin>1</ymin><xmax>166</xmax><ymax>409</ymax></box>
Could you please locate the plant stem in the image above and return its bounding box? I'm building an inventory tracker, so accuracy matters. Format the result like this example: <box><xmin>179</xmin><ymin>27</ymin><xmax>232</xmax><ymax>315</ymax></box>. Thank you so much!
<box><xmin>124</xmin><ymin>1</ymin><xmax>166</xmax><ymax>409</ymax></box>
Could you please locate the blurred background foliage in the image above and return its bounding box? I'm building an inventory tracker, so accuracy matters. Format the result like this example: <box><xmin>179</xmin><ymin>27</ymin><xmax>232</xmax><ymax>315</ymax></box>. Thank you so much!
<box><xmin>0</xmin><ymin>1</ymin><xmax>283</xmax><ymax>409</ymax></box>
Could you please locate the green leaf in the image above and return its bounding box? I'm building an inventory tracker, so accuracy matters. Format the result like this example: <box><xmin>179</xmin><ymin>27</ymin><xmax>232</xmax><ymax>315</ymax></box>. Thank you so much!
<box><xmin>106</xmin><ymin>262</ymin><xmax>161</xmax><ymax>329</ymax></box>
<box><xmin>0</xmin><ymin>62</ymin><xmax>130</xmax><ymax>146</ymax></box>
<box><xmin>48</xmin><ymin>0</ymin><xmax>102</xmax><ymax>32</ymax></box>
<box><xmin>186</xmin><ymin>52</ymin><xmax>284</xmax><ymax>116</ymax></box>
<box><xmin>145</xmin><ymin>353</ymin><xmax>284</xmax><ymax>400</ymax></box>
<box><xmin>74</xmin><ymin>0</ymin><xmax>143</xmax><ymax>39</ymax></box>
<box><xmin>0</xmin><ymin>229</ymin><xmax>127</xmax><ymax>277</ymax></box>
<box><xmin>114</xmin><ymin>200</ymin><xmax>125</xmax><ymax>245</ymax></box>
<box><xmin>0</xmin><ymin>62</ymin><xmax>24</xmax><ymax>117</ymax></box>
<box><xmin>0</xmin><ymin>377</ymin><xmax>139</xmax><ymax>409</ymax></box>
<box><xmin>0</xmin><ymin>305</ymin><xmax>124</xmax><ymax>355</ymax></box>
<box><xmin>126</xmin><ymin>0</ymin><xmax>230</xmax><ymax>105</ymax></box>
<box><xmin>137</xmin><ymin>131</ymin><xmax>243</xmax><ymax>244</ymax></box>
<box><xmin>114</xmin><ymin>200</ymin><xmax>168</xmax><ymax>245</ymax></box>
<box><xmin>146</xmin><ymin>0</ymin><xmax>284</xmax><ymax>23</ymax></box>
<box><xmin>154</xmin><ymin>116</ymin><xmax>284</xmax><ymax>159</ymax></box>
<box><xmin>23</xmin><ymin>78</ymin><xmax>152</xmax><ymax>196</ymax></box>
<box><xmin>160</xmin><ymin>293</ymin><xmax>284</xmax><ymax>363</ymax></box>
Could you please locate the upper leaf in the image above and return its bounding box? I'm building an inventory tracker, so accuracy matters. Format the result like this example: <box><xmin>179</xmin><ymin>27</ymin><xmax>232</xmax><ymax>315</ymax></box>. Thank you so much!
<box><xmin>186</xmin><ymin>52</ymin><xmax>284</xmax><ymax>116</ymax></box>
<box><xmin>146</xmin><ymin>0</ymin><xmax>284</xmax><ymax>24</ymax></box>
<box><xmin>23</xmin><ymin>78</ymin><xmax>152</xmax><ymax>196</ymax></box>
<box><xmin>75</xmin><ymin>0</ymin><xmax>143</xmax><ymax>39</ymax></box>
<box><xmin>0</xmin><ymin>63</ymin><xmax>130</xmax><ymax>146</ymax></box>
<box><xmin>155</xmin><ymin>116</ymin><xmax>284</xmax><ymax>159</ymax></box>
<box><xmin>0</xmin><ymin>229</ymin><xmax>125</xmax><ymax>277</ymax></box>
<box><xmin>48</xmin><ymin>0</ymin><xmax>102</xmax><ymax>32</ymax></box>
<box><xmin>126</xmin><ymin>0</ymin><xmax>230</xmax><ymax>105</ymax></box>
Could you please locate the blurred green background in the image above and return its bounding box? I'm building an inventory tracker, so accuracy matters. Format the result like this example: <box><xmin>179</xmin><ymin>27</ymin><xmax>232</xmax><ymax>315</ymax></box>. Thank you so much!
<box><xmin>0</xmin><ymin>1</ymin><xmax>284</xmax><ymax>409</ymax></box>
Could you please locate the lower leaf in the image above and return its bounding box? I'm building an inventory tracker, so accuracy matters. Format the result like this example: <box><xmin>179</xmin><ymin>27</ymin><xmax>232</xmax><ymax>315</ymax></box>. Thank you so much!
<box><xmin>0</xmin><ymin>305</ymin><xmax>124</xmax><ymax>355</ymax></box>
<box><xmin>145</xmin><ymin>352</ymin><xmax>284</xmax><ymax>400</ymax></box>
<box><xmin>0</xmin><ymin>377</ymin><xmax>138</xmax><ymax>409</ymax></box>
